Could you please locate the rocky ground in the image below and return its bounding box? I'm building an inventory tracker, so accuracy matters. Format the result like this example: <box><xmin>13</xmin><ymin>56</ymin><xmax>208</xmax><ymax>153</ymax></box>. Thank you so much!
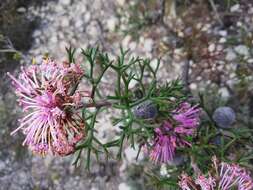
<box><xmin>0</xmin><ymin>0</ymin><xmax>253</xmax><ymax>190</ymax></box>
<box><xmin>0</xmin><ymin>0</ymin><xmax>157</xmax><ymax>189</ymax></box>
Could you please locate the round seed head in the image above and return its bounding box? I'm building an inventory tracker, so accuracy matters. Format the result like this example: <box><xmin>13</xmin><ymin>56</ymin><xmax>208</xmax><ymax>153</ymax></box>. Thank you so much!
<box><xmin>132</xmin><ymin>100</ymin><xmax>157</xmax><ymax>119</ymax></box>
<box><xmin>212</xmin><ymin>106</ymin><xmax>236</xmax><ymax>128</ymax></box>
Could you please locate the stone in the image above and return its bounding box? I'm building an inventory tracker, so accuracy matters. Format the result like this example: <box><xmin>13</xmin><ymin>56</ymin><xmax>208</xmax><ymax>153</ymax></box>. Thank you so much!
<box><xmin>124</xmin><ymin>147</ymin><xmax>143</xmax><ymax>162</ymax></box>
<box><xmin>247</xmin><ymin>59</ymin><xmax>253</xmax><ymax>63</ymax></box>
<box><xmin>33</xmin><ymin>30</ymin><xmax>42</xmax><ymax>37</ymax></box>
<box><xmin>118</xmin><ymin>183</ymin><xmax>131</xmax><ymax>190</ymax></box>
<box><xmin>219</xmin><ymin>37</ymin><xmax>226</xmax><ymax>43</ymax></box>
<box><xmin>234</xmin><ymin>45</ymin><xmax>249</xmax><ymax>56</ymax></box>
<box><xmin>84</xmin><ymin>12</ymin><xmax>91</xmax><ymax>23</ymax></box>
<box><xmin>230</xmin><ymin>4</ymin><xmax>240</xmax><ymax>12</ymax></box>
<box><xmin>143</xmin><ymin>38</ymin><xmax>153</xmax><ymax>52</ymax></box>
<box><xmin>86</xmin><ymin>22</ymin><xmax>99</xmax><ymax>37</ymax></box>
<box><xmin>61</xmin><ymin>17</ymin><xmax>70</xmax><ymax>27</ymax></box>
<box><xmin>129</xmin><ymin>41</ymin><xmax>137</xmax><ymax>50</ymax></box>
<box><xmin>218</xmin><ymin>30</ymin><xmax>227</xmax><ymax>37</ymax></box>
<box><xmin>75</xmin><ymin>19</ymin><xmax>83</xmax><ymax>29</ymax></box>
<box><xmin>50</xmin><ymin>35</ymin><xmax>58</xmax><ymax>43</ymax></box>
<box><xmin>17</xmin><ymin>7</ymin><xmax>26</xmax><ymax>13</ymax></box>
<box><xmin>60</xmin><ymin>0</ymin><xmax>71</xmax><ymax>6</ymax></box>
<box><xmin>218</xmin><ymin>87</ymin><xmax>230</xmax><ymax>99</ymax></box>
<box><xmin>208</xmin><ymin>44</ymin><xmax>216</xmax><ymax>52</ymax></box>
<box><xmin>122</xmin><ymin>35</ymin><xmax>131</xmax><ymax>49</ymax></box>
<box><xmin>116</xmin><ymin>0</ymin><xmax>125</xmax><ymax>6</ymax></box>
<box><xmin>107</xmin><ymin>17</ymin><xmax>118</xmax><ymax>31</ymax></box>
<box><xmin>225</xmin><ymin>50</ymin><xmax>237</xmax><ymax>61</ymax></box>
<box><xmin>189</xmin><ymin>83</ymin><xmax>197</xmax><ymax>90</ymax></box>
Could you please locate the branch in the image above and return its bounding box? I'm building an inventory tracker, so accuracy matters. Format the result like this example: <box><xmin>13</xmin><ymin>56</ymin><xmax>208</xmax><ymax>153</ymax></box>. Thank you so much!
<box><xmin>76</xmin><ymin>99</ymin><xmax>112</xmax><ymax>109</ymax></box>
<box><xmin>208</xmin><ymin>0</ymin><xmax>223</xmax><ymax>26</ymax></box>
<box><xmin>181</xmin><ymin>59</ymin><xmax>190</xmax><ymax>92</ymax></box>
<box><xmin>190</xmin><ymin>155</ymin><xmax>201</xmax><ymax>176</ymax></box>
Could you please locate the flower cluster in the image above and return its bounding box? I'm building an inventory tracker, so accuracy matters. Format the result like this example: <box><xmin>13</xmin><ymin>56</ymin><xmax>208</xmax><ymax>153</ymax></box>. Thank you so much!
<box><xmin>178</xmin><ymin>157</ymin><xmax>253</xmax><ymax>190</ymax></box>
<box><xmin>8</xmin><ymin>58</ymin><xmax>87</xmax><ymax>156</ymax></box>
<box><xmin>149</xmin><ymin>102</ymin><xmax>200</xmax><ymax>164</ymax></box>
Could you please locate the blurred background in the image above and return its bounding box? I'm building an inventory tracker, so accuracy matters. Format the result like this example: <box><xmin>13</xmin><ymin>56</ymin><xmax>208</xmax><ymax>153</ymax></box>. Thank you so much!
<box><xmin>0</xmin><ymin>0</ymin><xmax>253</xmax><ymax>189</ymax></box>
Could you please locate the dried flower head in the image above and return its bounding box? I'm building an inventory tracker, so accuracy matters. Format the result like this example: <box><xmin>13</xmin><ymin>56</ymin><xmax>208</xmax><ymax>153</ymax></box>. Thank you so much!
<box><xmin>8</xmin><ymin>58</ymin><xmax>86</xmax><ymax>156</ymax></box>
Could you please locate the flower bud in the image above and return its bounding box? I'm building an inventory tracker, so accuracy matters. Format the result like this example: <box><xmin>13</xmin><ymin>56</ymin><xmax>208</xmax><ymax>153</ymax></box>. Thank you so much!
<box><xmin>132</xmin><ymin>100</ymin><xmax>157</xmax><ymax>119</ymax></box>
<box><xmin>212</xmin><ymin>106</ymin><xmax>236</xmax><ymax>128</ymax></box>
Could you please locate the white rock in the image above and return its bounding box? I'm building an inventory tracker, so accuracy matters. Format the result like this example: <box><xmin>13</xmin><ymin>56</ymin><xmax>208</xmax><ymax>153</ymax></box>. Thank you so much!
<box><xmin>84</xmin><ymin>12</ymin><xmax>91</xmax><ymax>23</ymax></box>
<box><xmin>178</xmin><ymin>31</ymin><xmax>184</xmax><ymax>37</ymax></box>
<box><xmin>236</xmin><ymin>21</ymin><xmax>242</xmax><ymax>27</ymax></box>
<box><xmin>60</xmin><ymin>0</ymin><xmax>71</xmax><ymax>6</ymax></box>
<box><xmin>17</xmin><ymin>7</ymin><xmax>26</xmax><ymax>13</ymax></box>
<box><xmin>219</xmin><ymin>30</ymin><xmax>227</xmax><ymax>37</ymax></box>
<box><xmin>219</xmin><ymin>37</ymin><xmax>226</xmax><ymax>43</ymax></box>
<box><xmin>234</xmin><ymin>45</ymin><xmax>249</xmax><ymax>56</ymax></box>
<box><xmin>122</xmin><ymin>35</ymin><xmax>131</xmax><ymax>49</ymax></box>
<box><xmin>128</xmin><ymin>80</ymin><xmax>138</xmax><ymax>89</ymax></box>
<box><xmin>225</xmin><ymin>50</ymin><xmax>237</xmax><ymax>61</ymax></box>
<box><xmin>217</xmin><ymin>45</ymin><xmax>223</xmax><ymax>51</ymax></box>
<box><xmin>75</xmin><ymin>19</ymin><xmax>83</xmax><ymax>28</ymax></box>
<box><xmin>129</xmin><ymin>41</ymin><xmax>137</xmax><ymax>50</ymax></box>
<box><xmin>230</xmin><ymin>4</ymin><xmax>240</xmax><ymax>12</ymax></box>
<box><xmin>86</xmin><ymin>22</ymin><xmax>99</xmax><ymax>37</ymax></box>
<box><xmin>247</xmin><ymin>58</ymin><xmax>253</xmax><ymax>63</ymax></box>
<box><xmin>124</xmin><ymin>146</ymin><xmax>143</xmax><ymax>162</ymax></box>
<box><xmin>217</xmin><ymin>65</ymin><xmax>223</xmax><ymax>71</ymax></box>
<box><xmin>218</xmin><ymin>87</ymin><xmax>230</xmax><ymax>99</ymax></box>
<box><xmin>118</xmin><ymin>183</ymin><xmax>131</xmax><ymax>190</ymax></box>
<box><xmin>107</xmin><ymin>17</ymin><xmax>118</xmax><ymax>31</ymax></box>
<box><xmin>150</xmin><ymin>59</ymin><xmax>159</xmax><ymax>71</ymax></box>
<box><xmin>33</xmin><ymin>30</ymin><xmax>42</xmax><ymax>37</ymax></box>
<box><xmin>116</xmin><ymin>0</ymin><xmax>125</xmax><ymax>6</ymax></box>
<box><xmin>190</xmin><ymin>83</ymin><xmax>197</xmax><ymax>90</ymax></box>
<box><xmin>50</xmin><ymin>35</ymin><xmax>58</xmax><ymax>43</ymax></box>
<box><xmin>61</xmin><ymin>17</ymin><xmax>70</xmax><ymax>27</ymax></box>
<box><xmin>208</xmin><ymin>44</ymin><xmax>216</xmax><ymax>52</ymax></box>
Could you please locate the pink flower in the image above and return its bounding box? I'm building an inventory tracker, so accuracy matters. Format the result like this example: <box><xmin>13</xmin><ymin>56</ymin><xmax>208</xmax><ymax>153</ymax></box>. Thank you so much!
<box><xmin>173</xmin><ymin>102</ymin><xmax>200</xmax><ymax>135</ymax></box>
<box><xmin>150</xmin><ymin>122</ymin><xmax>176</xmax><ymax>163</ymax></box>
<box><xmin>218</xmin><ymin>162</ymin><xmax>253</xmax><ymax>190</ymax></box>
<box><xmin>178</xmin><ymin>173</ymin><xmax>196</xmax><ymax>190</ymax></box>
<box><xmin>8</xmin><ymin>58</ymin><xmax>86</xmax><ymax>156</ymax></box>
<box><xmin>195</xmin><ymin>175</ymin><xmax>216</xmax><ymax>190</ymax></box>
<box><xmin>178</xmin><ymin>157</ymin><xmax>253</xmax><ymax>190</ymax></box>
<box><xmin>149</xmin><ymin>102</ymin><xmax>200</xmax><ymax>164</ymax></box>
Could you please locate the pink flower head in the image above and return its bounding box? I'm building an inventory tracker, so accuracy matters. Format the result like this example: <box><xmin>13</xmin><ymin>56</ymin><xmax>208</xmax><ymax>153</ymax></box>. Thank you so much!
<box><xmin>173</xmin><ymin>102</ymin><xmax>200</xmax><ymax>136</ymax></box>
<box><xmin>8</xmin><ymin>58</ymin><xmax>86</xmax><ymax>156</ymax></box>
<box><xmin>195</xmin><ymin>175</ymin><xmax>216</xmax><ymax>190</ymax></box>
<box><xmin>150</xmin><ymin>122</ymin><xmax>176</xmax><ymax>163</ymax></box>
<box><xmin>150</xmin><ymin>102</ymin><xmax>200</xmax><ymax>164</ymax></box>
<box><xmin>178</xmin><ymin>157</ymin><xmax>253</xmax><ymax>190</ymax></box>
<box><xmin>218</xmin><ymin>161</ymin><xmax>253</xmax><ymax>190</ymax></box>
<box><xmin>178</xmin><ymin>173</ymin><xmax>196</xmax><ymax>190</ymax></box>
